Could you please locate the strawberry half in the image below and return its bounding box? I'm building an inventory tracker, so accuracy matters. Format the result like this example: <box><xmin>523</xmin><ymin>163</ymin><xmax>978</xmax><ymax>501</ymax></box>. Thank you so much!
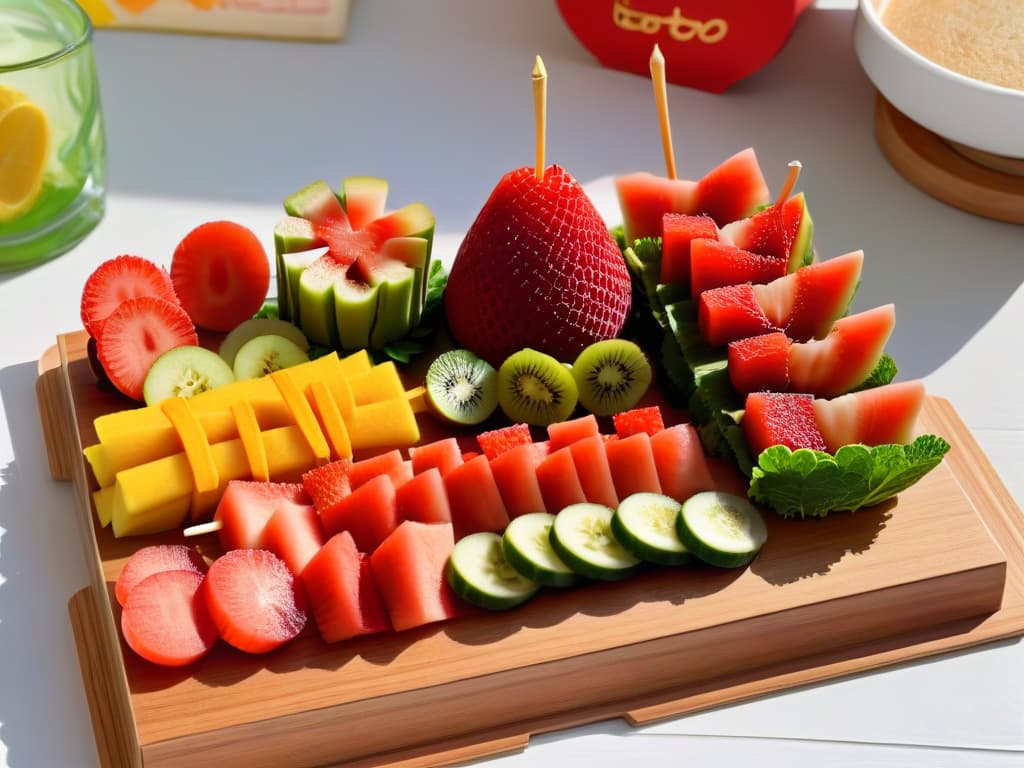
<box><xmin>96</xmin><ymin>295</ymin><xmax>198</xmax><ymax>401</ymax></box>
<box><xmin>80</xmin><ymin>254</ymin><xmax>180</xmax><ymax>340</ymax></box>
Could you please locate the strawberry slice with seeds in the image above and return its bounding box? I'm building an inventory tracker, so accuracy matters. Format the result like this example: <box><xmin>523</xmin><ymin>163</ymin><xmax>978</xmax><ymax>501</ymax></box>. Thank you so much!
<box><xmin>96</xmin><ymin>295</ymin><xmax>198</xmax><ymax>402</ymax></box>
<box><xmin>202</xmin><ymin>549</ymin><xmax>308</xmax><ymax>654</ymax></box>
<box><xmin>80</xmin><ymin>254</ymin><xmax>179</xmax><ymax>340</ymax></box>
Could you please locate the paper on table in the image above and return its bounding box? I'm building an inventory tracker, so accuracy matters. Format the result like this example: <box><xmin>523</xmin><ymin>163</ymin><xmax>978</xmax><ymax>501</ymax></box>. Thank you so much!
<box><xmin>636</xmin><ymin>638</ymin><xmax>1024</xmax><ymax>751</ymax></box>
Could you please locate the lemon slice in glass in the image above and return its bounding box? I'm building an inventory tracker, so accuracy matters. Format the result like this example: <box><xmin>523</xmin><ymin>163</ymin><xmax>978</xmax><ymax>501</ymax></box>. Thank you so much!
<box><xmin>0</xmin><ymin>84</ymin><xmax>28</xmax><ymax>119</ymax></box>
<box><xmin>0</xmin><ymin>96</ymin><xmax>51</xmax><ymax>223</ymax></box>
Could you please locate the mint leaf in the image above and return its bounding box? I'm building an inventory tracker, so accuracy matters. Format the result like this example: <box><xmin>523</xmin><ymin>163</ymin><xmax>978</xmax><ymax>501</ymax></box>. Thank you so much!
<box><xmin>748</xmin><ymin>434</ymin><xmax>951</xmax><ymax>518</ymax></box>
<box><xmin>852</xmin><ymin>353</ymin><xmax>898</xmax><ymax>391</ymax></box>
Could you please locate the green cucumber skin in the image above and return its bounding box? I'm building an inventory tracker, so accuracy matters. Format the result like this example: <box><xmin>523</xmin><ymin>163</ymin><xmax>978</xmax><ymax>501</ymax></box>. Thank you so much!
<box><xmin>501</xmin><ymin>514</ymin><xmax>578</xmax><ymax>588</ymax></box>
<box><xmin>675</xmin><ymin>493</ymin><xmax>767</xmax><ymax>569</ymax></box>
<box><xmin>447</xmin><ymin>533</ymin><xmax>539</xmax><ymax>611</ymax></box>
<box><xmin>610</xmin><ymin>509</ymin><xmax>692</xmax><ymax>567</ymax></box>
<box><xmin>548</xmin><ymin>506</ymin><xmax>643</xmax><ymax>582</ymax></box>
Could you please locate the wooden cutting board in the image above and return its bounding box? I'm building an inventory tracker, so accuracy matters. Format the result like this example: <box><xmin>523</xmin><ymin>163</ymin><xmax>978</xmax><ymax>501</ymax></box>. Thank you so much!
<box><xmin>36</xmin><ymin>330</ymin><xmax>1024</xmax><ymax>768</ymax></box>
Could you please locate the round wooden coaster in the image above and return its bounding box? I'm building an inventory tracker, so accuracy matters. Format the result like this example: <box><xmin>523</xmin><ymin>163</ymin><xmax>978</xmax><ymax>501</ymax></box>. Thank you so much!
<box><xmin>873</xmin><ymin>95</ymin><xmax>1024</xmax><ymax>225</ymax></box>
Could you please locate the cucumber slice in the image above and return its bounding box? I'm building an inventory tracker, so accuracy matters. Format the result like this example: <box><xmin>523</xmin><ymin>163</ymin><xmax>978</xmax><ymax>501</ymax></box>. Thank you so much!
<box><xmin>501</xmin><ymin>513</ymin><xmax>577</xmax><ymax>588</ymax></box>
<box><xmin>143</xmin><ymin>345</ymin><xmax>236</xmax><ymax>405</ymax></box>
<box><xmin>676</xmin><ymin>491</ymin><xmax>767</xmax><ymax>568</ymax></box>
<box><xmin>447</xmin><ymin>532</ymin><xmax>540</xmax><ymax>611</ymax></box>
<box><xmin>218</xmin><ymin>317</ymin><xmax>309</xmax><ymax>368</ymax></box>
<box><xmin>611</xmin><ymin>492</ymin><xmax>691</xmax><ymax>566</ymax></box>
<box><xmin>549</xmin><ymin>503</ymin><xmax>642</xmax><ymax>582</ymax></box>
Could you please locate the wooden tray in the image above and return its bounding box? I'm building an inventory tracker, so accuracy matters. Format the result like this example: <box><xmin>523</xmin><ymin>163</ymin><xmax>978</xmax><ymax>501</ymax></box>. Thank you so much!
<box><xmin>36</xmin><ymin>330</ymin><xmax>1024</xmax><ymax>768</ymax></box>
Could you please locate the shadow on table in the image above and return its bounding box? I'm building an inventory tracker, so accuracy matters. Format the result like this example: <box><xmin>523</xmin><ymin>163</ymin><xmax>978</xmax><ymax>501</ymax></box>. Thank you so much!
<box><xmin>0</xmin><ymin>361</ymin><xmax>99</xmax><ymax>767</ymax></box>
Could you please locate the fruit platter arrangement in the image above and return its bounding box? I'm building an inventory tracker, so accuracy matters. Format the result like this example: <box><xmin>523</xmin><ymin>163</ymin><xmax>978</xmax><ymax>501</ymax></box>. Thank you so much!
<box><xmin>35</xmin><ymin>52</ymin><xmax>1024</xmax><ymax>768</ymax></box>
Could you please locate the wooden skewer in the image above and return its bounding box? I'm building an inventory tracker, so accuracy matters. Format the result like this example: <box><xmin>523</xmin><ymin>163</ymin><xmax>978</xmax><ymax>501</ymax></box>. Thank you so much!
<box><xmin>183</xmin><ymin>520</ymin><xmax>222</xmax><ymax>537</ymax></box>
<box><xmin>533</xmin><ymin>55</ymin><xmax>547</xmax><ymax>181</ymax></box>
<box><xmin>649</xmin><ymin>44</ymin><xmax>677</xmax><ymax>180</ymax></box>
<box><xmin>775</xmin><ymin>160</ymin><xmax>802</xmax><ymax>206</ymax></box>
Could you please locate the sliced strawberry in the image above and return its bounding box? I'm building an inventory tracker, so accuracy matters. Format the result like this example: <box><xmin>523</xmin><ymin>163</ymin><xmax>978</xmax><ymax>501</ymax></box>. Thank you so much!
<box><xmin>115</xmin><ymin>544</ymin><xmax>208</xmax><ymax>607</ymax></box>
<box><xmin>80</xmin><ymin>254</ymin><xmax>179</xmax><ymax>340</ymax></box>
<box><xmin>202</xmin><ymin>549</ymin><xmax>307</xmax><ymax>654</ymax></box>
<box><xmin>96</xmin><ymin>295</ymin><xmax>198</xmax><ymax>401</ymax></box>
<box><xmin>301</xmin><ymin>458</ymin><xmax>352</xmax><ymax>511</ymax></box>
<box><xmin>170</xmin><ymin>220</ymin><xmax>271</xmax><ymax>332</ymax></box>
<box><xmin>120</xmin><ymin>570</ymin><xmax>218</xmax><ymax>667</ymax></box>
<box><xmin>476</xmin><ymin>423</ymin><xmax>533</xmax><ymax>461</ymax></box>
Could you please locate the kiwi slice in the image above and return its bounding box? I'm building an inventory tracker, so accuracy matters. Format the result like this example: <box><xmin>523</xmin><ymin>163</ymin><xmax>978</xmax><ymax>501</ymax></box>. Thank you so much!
<box><xmin>497</xmin><ymin>348</ymin><xmax>579</xmax><ymax>426</ymax></box>
<box><xmin>425</xmin><ymin>349</ymin><xmax>499</xmax><ymax>425</ymax></box>
<box><xmin>143</xmin><ymin>346</ymin><xmax>236</xmax><ymax>405</ymax></box>
<box><xmin>219</xmin><ymin>317</ymin><xmax>309</xmax><ymax>368</ymax></box>
<box><xmin>571</xmin><ymin>338</ymin><xmax>653</xmax><ymax>416</ymax></box>
<box><xmin>233</xmin><ymin>334</ymin><xmax>310</xmax><ymax>380</ymax></box>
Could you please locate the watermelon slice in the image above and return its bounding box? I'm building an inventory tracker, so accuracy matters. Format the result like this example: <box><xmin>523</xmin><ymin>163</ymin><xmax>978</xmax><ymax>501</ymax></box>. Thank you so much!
<box><xmin>444</xmin><ymin>454</ymin><xmax>510</xmax><ymax>539</ymax></box>
<box><xmin>689</xmin><ymin>238</ymin><xmax>790</xmax><ymax>298</ymax></box>
<box><xmin>605</xmin><ymin>432</ymin><xmax>662</xmax><ymax>500</ymax></box>
<box><xmin>370</xmin><ymin>521</ymin><xmax>464</xmax><ymax>632</ymax></box>
<box><xmin>616</xmin><ymin>148</ymin><xmax>770</xmax><ymax>243</ymax></box>
<box><xmin>258</xmin><ymin>503</ymin><xmax>325</xmax><ymax>577</ymax></box>
<box><xmin>721</xmin><ymin>193</ymin><xmax>814</xmax><ymax>273</ymax></box>
<box><xmin>409</xmin><ymin>437</ymin><xmax>465</xmax><ymax>476</ymax></box>
<box><xmin>476</xmin><ymin>423</ymin><xmax>533</xmax><ymax>461</ymax></box>
<box><xmin>813</xmin><ymin>380</ymin><xmax>926</xmax><ymax>454</ymax></box>
<box><xmin>274</xmin><ymin>178</ymin><xmax>435</xmax><ymax>350</ymax></box>
<box><xmin>546</xmin><ymin>414</ymin><xmax>600</xmax><ymax>452</ymax></box>
<box><xmin>535</xmin><ymin>447</ymin><xmax>589</xmax><ymax>513</ymax></box>
<box><xmin>699</xmin><ymin>250</ymin><xmax>864</xmax><ymax>347</ymax></box>
<box><xmin>568</xmin><ymin>434</ymin><xmax>620</xmax><ymax>509</ymax></box>
<box><xmin>489</xmin><ymin>443</ymin><xmax>548</xmax><ymax>518</ymax></box>
<box><xmin>394</xmin><ymin>467</ymin><xmax>452</xmax><ymax>524</ymax></box>
<box><xmin>320</xmin><ymin>473</ymin><xmax>399</xmax><ymax>552</ymax></box>
<box><xmin>650</xmin><ymin>424</ymin><xmax>715</xmax><ymax>503</ymax></box>
<box><xmin>301</xmin><ymin>531</ymin><xmax>391</xmax><ymax>643</ymax></box>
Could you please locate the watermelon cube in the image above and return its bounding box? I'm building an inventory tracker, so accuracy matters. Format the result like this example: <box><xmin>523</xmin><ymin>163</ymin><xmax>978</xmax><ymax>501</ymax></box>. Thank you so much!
<box><xmin>690</xmin><ymin>238</ymin><xmax>789</xmax><ymax>297</ymax></box>
<box><xmin>258</xmin><ymin>503</ymin><xmax>325</xmax><ymax>577</ymax></box>
<box><xmin>661</xmin><ymin>213</ymin><xmax>718</xmax><ymax>287</ymax></box>
<box><xmin>395</xmin><ymin>467</ymin><xmax>452</xmax><ymax>524</ymax></box>
<box><xmin>214</xmin><ymin>480</ymin><xmax>311</xmax><ymax>552</ymax></box>
<box><xmin>409</xmin><ymin>437</ymin><xmax>464</xmax><ymax>476</ymax></box>
<box><xmin>371</xmin><ymin>521</ymin><xmax>463</xmax><ymax>632</ymax></box>
<box><xmin>444</xmin><ymin>454</ymin><xmax>510</xmax><ymax>539</ymax></box>
<box><xmin>605</xmin><ymin>433</ymin><xmax>662</xmax><ymax>499</ymax></box>
<box><xmin>535</xmin><ymin>447</ymin><xmax>588</xmax><ymax>514</ymax></box>
<box><xmin>301</xmin><ymin>531</ymin><xmax>391</xmax><ymax>643</ymax></box>
<box><xmin>698</xmin><ymin>283</ymin><xmax>777</xmax><ymax>348</ymax></box>
<box><xmin>649</xmin><ymin>424</ymin><xmax>715</xmax><ymax>503</ymax></box>
<box><xmin>348</xmin><ymin>449</ymin><xmax>406</xmax><ymax>488</ymax></box>
<box><xmin>489</xmin><ymin>443</ymin><xmax>548</xmax><ymax>518</ymax></box>
<box><xmin>320</xmin><ymin>473</ymin><xmax>399</xmax><ymax>552</ymax></box>
<box><xmin>743</xmin><ymin>392</ymin><xmax>827</xmax><ymax>457</ymax></box>
<box><xmin>546</xmin><ymin>414</ymin><xmax>600</xmax><ymax>452</ymax></box>
<box><xmin>727</xmin><ymin>332</ymin><xmax>791</xmax><ymax>396</ymax></box>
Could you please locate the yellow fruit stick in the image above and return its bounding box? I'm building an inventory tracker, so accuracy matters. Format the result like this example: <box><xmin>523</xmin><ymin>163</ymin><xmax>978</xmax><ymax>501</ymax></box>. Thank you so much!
<box><xmin>271</xmin><ymin>369</ymin><xmax>331</xmax><ymax>465</ymax></box>
<box><xmin>231</xmin><ymin>400</ymin><xmax>269</xmax><ymax>482</ymax></box>
<box><xmin>308</xmin><ymin>380</ymin><xmax>353</xmax><ymax>461</ymax></box>
<box><xmin>533</xmin><ymin>55</ymin><xmax>547</xmax><ymax>181</ymax></box>
<box><xmin>649</xmin><ymin>44</ymin><xmax>677</xmax><ymax>181</ymax></box>
<box><xmin>161</xmin><ymin>397</ymin><xmax>219</xmax><ymax>494</ymax></box>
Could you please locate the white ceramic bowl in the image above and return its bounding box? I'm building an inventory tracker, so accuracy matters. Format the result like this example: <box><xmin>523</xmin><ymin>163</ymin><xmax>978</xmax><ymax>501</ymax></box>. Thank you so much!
<box><xmin>853</xmin><ymin>0</ymin><xmax>1024</xmax><ymax>160</ymax></box>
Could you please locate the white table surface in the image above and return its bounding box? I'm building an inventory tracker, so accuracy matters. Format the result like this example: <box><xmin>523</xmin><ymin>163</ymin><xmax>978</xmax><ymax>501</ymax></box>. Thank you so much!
<box><xmin>1</xmin><ymin>2</ymin><xmax>1022</xmax><ymax>766</ymax></box>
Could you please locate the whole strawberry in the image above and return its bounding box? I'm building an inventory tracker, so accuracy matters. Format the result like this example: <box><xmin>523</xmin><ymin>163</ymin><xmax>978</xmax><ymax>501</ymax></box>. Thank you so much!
<box><xmin>444</xmin><ymin>165</ymin><xmax>631</xmax><ymax>367</ymax></box>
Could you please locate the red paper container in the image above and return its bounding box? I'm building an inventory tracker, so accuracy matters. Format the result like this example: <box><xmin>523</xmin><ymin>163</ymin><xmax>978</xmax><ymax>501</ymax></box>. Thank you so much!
<box><xmin>556</xmin><ymin>0</ymin><xmax>815</xmax><ymax>93</ymax></box>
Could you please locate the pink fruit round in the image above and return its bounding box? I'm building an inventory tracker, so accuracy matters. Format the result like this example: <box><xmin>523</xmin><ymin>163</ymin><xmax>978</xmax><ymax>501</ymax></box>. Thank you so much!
<box><xmin>444</xmin><ymin>165</ymin><xmax>631</xmax><ymax>367</ymax></box>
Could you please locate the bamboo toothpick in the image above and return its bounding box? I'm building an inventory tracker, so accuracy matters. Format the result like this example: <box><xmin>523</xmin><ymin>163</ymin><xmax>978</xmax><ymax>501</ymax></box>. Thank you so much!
<box><xmin>649</xmin><ymin>44</ymin><xmax>677</xmax><ymax>180</ymax></box>
<box><xmin>775</xmin><ymin>160</ymin><xmax>802</xmax><ymax>206</ymax></box>
<box><xmin>533</xmin><ymin>55</ymin><xmax>547</xmax><ymax>181</ymax></box>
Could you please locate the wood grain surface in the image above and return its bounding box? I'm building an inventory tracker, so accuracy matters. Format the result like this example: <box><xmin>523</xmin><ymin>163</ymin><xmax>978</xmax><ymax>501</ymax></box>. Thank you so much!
<box><xmin>37</xmin><ymin>330</ymin><xmax>1024</xmax><ymax>768</ymax></box>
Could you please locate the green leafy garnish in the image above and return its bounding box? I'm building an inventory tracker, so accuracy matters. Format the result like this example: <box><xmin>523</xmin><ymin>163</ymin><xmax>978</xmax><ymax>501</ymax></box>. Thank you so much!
<box><xmin>748</xmin><ymin>434</ymin><xmax>951</xmax><ymax>518</ymax></box>
<box><xmin>255</xmin><ymin>298</ymin><xmax>279</xmax><ymax>320</ymax></box>
<box><xmin>852</xmin><ymin>353</ymin><xmax>898</xmax><ymax>391</ymax></box>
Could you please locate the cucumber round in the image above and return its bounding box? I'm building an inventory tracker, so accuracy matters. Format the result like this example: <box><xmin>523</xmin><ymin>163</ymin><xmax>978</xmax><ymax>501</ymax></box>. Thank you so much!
<box><xmin>218</xmin><ymin>317</ymin><xmax>308</xmax><ymax>368</ymax></box>
<box><xmin>611</xmin><ymin>492</ymin><xmax>691</xmax><ymax>566</ymax></box>
<box><xmin>233</xmin><ymin>334</ymin><xmax>310</xmax><ymax>379</ymax></box>
<box><xmin>549</xmin><ymin>503</ymin><xmax>642</xmax><ymax>581</ymax></box>
<box><xmin>447</xmin><ymin>532</ymin><xmax>540</xmax><ymax>611</ymax></box>
<box><xmin>501</xmin><ymin>513</ymin><xmax>578</xmax><ymax>588</ymax></box>
<box><xmin>676</xmin><ymin>491</ymin><xmax>767</xmax><ymax>568</ymax></box>
<box><xmin>143</xmin><ymin>345</ymin><xmax>236</xmax><ymax>405</ymax></box>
